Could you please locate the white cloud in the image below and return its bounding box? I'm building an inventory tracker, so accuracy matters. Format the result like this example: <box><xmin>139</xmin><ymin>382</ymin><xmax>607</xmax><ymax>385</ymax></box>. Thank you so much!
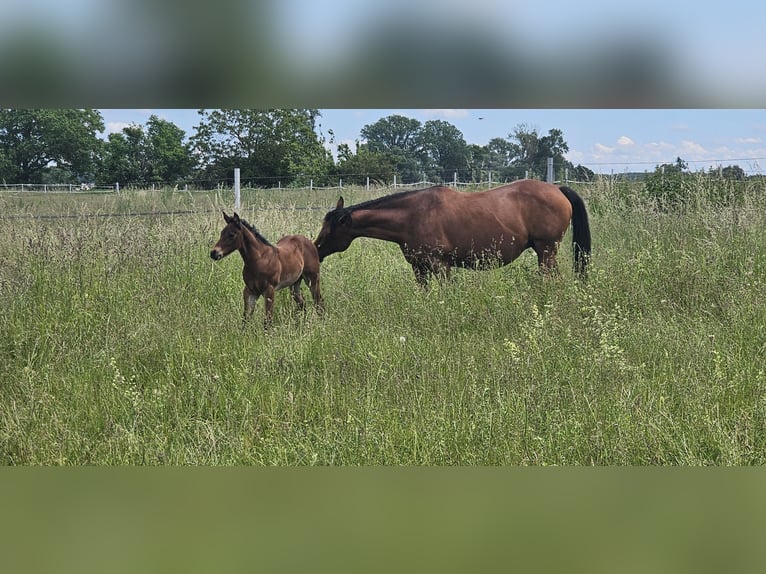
<box><xmin>736</xmin><ymin>137</ymin><xmax>761</xmax><ymax>144</ymax></box>
<box><xmin>646</xmin><ymin>141</ymin><xmax>675</xmax><ymax>153</ymax></box>
<box><xmin>105</xmin><ymin>122</ymin><xmax>130</xmax><ymax>135</ymax></box>
<box><xmin>593</xmin><ymin>143</ymin><xmax>614</xmax><ymax>154</ymax></box>
<box><xmin>680</xmin><ymin>140</ymin><xmax>707</xmax><ymax>156</ymax></box>
<box><xmin>617</xmin><ymin>136</ymin><xmax>634</xmax><ymax>146</ymax></box>
<box><xmin>422</xmin><ymin>109</ymin><xmax>469</xmax><ymax>120</ymax></box>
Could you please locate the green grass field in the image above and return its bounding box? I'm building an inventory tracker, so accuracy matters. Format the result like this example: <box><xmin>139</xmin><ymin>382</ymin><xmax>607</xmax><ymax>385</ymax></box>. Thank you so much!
<box><xmin>1</xmin><ymin>180</ymin><xmax>764</xmax><ymax>464</ymax></box>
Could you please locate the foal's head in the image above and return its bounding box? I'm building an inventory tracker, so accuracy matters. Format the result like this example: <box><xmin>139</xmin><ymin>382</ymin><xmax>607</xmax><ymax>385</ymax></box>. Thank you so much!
<box><xmin>210</xmin><ymin>211</ymin><xmax>245</xmax><ymax>260</ymax></box>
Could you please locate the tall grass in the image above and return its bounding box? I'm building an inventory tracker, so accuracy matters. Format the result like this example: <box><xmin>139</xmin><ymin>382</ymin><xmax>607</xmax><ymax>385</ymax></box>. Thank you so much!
<box><xmin>1</xmin><ymin>180</ymin><xmax>764</xmax><ymax>464</ymax></box>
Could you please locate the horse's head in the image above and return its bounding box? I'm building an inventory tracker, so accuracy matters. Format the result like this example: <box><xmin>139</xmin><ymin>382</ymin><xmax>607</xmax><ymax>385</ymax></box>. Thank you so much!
<box><xmin>210</xmin><ymin>211</ymin><xmax>244</xmax><ymax>260</ymax></box>
<box><xmin>314</xmin><ymin>196</ymin><xmax>354</xmax><ymax>261</ymax></box>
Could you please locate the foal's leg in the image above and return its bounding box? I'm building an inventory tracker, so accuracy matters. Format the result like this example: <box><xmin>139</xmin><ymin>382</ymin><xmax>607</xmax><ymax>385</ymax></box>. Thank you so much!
<box><xmin>242</xmin><ymin>287</ymin><xmax>259</xmax><ymax>330</ymax></box>
<box><xmin>290</xmin><ymin>280</ymin><xmax>306</xmax><ymax>311</ymax></box>
<box><xmin>304</xmin><ymin>272</ymin><xmax>323</xmax><ymax>313</ymax></box>
<box><xmin>262</xmin><ymin>285</ymin><xmax>276</xmax><ymax>329</ymax></box>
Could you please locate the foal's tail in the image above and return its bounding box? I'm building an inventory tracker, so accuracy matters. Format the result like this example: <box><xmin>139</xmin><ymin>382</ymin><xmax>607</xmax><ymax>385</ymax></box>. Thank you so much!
<box><xmin>559</xmin><ymin>186</ymin><xmax>592</xmax><ymax>278</ymax></box>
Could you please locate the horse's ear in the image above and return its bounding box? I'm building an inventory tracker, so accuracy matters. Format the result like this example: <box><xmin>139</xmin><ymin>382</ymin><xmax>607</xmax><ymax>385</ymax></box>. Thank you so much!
<box><xmin>232</xmin><ymin>212</ymin><xmax>241</xmax><ymax>224</ymax></box>
<box><xmin>336</xmin><ymin>196</ymin><xmax>344</xmax><ymax>210</ymax></box>
<box><xmin>223</xmin><ymin>210</ymin><xmax>235</xmax><ymax>224</ymax></box>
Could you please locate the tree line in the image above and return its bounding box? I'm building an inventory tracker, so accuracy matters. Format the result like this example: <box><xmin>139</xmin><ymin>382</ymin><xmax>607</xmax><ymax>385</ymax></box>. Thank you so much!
<box><xmin>0</xmin><ymin>109</ymin><xmax>597</xmax><ymax>187</ymax></box>
<box><xmin>0</xmin><ymin>109</ymin><xmax>751</xmax><ymax>189</ymax></box>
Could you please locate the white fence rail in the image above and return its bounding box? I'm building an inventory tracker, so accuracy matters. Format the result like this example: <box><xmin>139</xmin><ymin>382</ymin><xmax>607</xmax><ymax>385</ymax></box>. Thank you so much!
<box><xmin>0</xmin><ymin>183</ymin><xmax>117</xmax><ymax>193</ymax></box>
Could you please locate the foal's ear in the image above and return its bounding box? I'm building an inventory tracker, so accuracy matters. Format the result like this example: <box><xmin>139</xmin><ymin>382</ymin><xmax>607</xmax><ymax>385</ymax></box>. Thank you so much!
<box><xmin>223</xmin><ymin>210</ymin><xmax>233</xmax><ymax>223</ymax></box>
<box><xmin>336</xmin><ymin>196</ymin><xmax>344</xmax><ymax>209</ymax></box>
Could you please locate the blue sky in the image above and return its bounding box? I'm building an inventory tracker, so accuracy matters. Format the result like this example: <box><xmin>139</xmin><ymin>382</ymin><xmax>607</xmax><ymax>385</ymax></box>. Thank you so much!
<box><xmin>100</xmin><ymin>109</ymin><xmax>766</xmax><ymax>176</ymax></box>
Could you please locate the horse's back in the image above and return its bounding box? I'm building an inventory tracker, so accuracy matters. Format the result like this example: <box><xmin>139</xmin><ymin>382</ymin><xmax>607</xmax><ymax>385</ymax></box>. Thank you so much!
<box><xmin>486</xmin><ymin>180</ymin><xmax>573</xmax><ymax>234</ymax></box>
<box><xmin>401</xmin><ymin>181</ymin><xmax>574</xmax><ymax>266</ymax></box>
<box><xmin>277</xmin><ymin>234</ymin><xmax>321</xmax><ymax>275</ymax></box>
<box><xmin>419</xmin><ymin>180</ymin><xmax>570</xmax><ymax>239</ymax></box>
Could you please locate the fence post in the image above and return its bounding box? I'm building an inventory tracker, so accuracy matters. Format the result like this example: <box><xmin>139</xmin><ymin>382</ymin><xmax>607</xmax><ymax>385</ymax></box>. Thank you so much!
<box><xmin>234</xmin><ymin>167</ymin><xmax>240</xmax><ymax>210</ymax></box>
<box><xmin>310</xmin><ymin>179</ymin><xmax>313</xmax><ymax>191</ymax></box>
<box><xmin>547</xmin><ymin>157</ymin><xmax>554</xmax><ymax>183</ymax></box>
<box><xmin>488</xmin><ymin>171</ymin><xmax>492</xmax><ymax>187</ymax></box>
<box><xmin>393</xmin><ymin>175</ymin><xmax>397</xmax><ymax>188</ymax></box>
<box><xmin>453</xmin><ymin>172</ymin><xmax>457</xmax><ymax>187</ymax></box>
<box><xmin>366</xmin><ymin>176</ymin><xmax>370</xmax><ymax>192</ymax></box>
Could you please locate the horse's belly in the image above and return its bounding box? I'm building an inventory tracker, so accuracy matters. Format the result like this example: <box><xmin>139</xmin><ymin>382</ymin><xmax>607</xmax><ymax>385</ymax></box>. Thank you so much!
<box><xmin>275</xmin><ymin>270</ymin><xmax>302</xmax><ymax>290</ymax></box>
<box><xmin>447</xmin><ymin>233</ymin><xmax>526</xmax><ymax>265</ymax></box>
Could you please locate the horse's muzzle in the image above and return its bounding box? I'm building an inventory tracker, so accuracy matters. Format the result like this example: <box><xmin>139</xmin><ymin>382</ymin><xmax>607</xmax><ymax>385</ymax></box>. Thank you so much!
<box><xmin>210</xmin><ymin>249</ymin><xmax>222</xmax><ymax>260</ymax></box>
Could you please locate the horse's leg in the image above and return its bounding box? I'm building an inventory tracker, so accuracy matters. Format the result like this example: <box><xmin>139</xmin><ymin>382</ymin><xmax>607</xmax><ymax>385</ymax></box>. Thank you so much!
<box><xmin>434</xmin><ymin>261</ymin><xmax>452</xmax><ymax>282</ymax></box>
<box><xmin>290</xmin><ymin>280</ymin><xmax>306</xmax><ymax>311</ymax></box>
<box><xmin>409</xmin><ymin>260</ymin><xmax>431</xmax><ymax>287</ymax></box>
<box><xmin>305</xmin><ymin>272</ymin><xmax>323</xmax><ymax>313</ymax></box>
<box><xmin>242</xmin><ymin>287</ymin><xmax>259</xmax><ymax>330</ymax></box>
<box><xmin>260</xmin><ymin>285</ymin><xmax>276</xmax><ymax>329</ymax></box>
<box><xmin>532</xmin><ymin>241</ymin><xmax>560</xmax><ymax>275</ymax></box>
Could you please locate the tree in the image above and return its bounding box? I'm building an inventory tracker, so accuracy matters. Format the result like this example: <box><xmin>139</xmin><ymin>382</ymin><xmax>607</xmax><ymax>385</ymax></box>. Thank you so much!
<box><xmin>505</xmin><ymin>124</ymin><xmax>570</xmax><ymax>180</ymax></box>
<box><xmin>465</xmin><ymin>143</ymin><xmax>490</xmax><ymax>183</ymax></box>
<box><xmin>0</xmin><ymin>109</ymin><xmax>104</xmax><ymax>183</ymax></box>
<box><xmin>483</xmin><ymin>137</ymin><xmax>517</xmax><ymax>181</ymax></box>
<box><xmin>333</xmin><ymin>141</ymin><xmax>398</xmax><ymax>185</ymax></box>
<box><xmin>97</xmin><ymin>125</ymin><xmax>147</xmax><ymax>185</ymax></box>
<box><xmin>360</xmin><ymin>114</ymin><xmax>424</xmax><ymax>182</ymax></box>
<box><xmin>719</xmin><ymin>165</ymin><xmax>745</xmax><ymax>180</ymax></box>
<box><xmin>361</xmin><ymin>114</ymin><xmax>422</xmax><ymax>155</ymax></box>
<box><xmin>537</xmin><ymin>128</ymin><xmax>570</xmax><ymax>179</ymax></box>
<box><xmin>189</xmin><ymin>109</ymin><xmax>332</xmax><ymax>187</ymax></box>
<box><xmin>145</xmin><ymin>115</ymin><xmax>194</xmax><ymax>183</ymax></box>
<box><xmin>418</xmin><ymin>120</ymin><xmax>469</xmax><ymax>182</ymax></box>
<box><xmin>644</xmin><ymin>156</ymin><xmax>690</xmax><ymax>210</ymax></box>
<box><xmin>571</xmin><ymin>164</ymin><xmax>595</xmax><ymax>182</ymax></box>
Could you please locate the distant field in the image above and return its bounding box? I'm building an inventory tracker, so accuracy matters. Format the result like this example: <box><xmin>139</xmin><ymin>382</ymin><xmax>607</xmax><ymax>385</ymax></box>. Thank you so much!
<box><xmin>1</xmin><ymin>180</ymin><xmax>764</xmax><ymax>464</ymax></box>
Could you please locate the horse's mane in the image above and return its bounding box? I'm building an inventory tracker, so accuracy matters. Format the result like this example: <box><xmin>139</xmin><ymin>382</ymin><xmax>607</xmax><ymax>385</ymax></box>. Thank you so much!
<box><xmin>240</xmin><ymin>218</ymin><xmax>273</xmax><ymax>246</ymax></box>
<box><xmin>323</xmin><ymin>186</ymin><xmax>446</xmax><ymax>228</ymax></box>
<box><xmin>348</xmin><ymin>186</ymin><xmax>440</xmax><ymax>212</ymax></box>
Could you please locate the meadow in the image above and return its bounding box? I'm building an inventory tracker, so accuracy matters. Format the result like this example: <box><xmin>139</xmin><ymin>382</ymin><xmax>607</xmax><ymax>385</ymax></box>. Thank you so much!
<box><xmin>1</xmin><ymin>178</ymin><xmax>764</xmax><ymax>465</ymax></box>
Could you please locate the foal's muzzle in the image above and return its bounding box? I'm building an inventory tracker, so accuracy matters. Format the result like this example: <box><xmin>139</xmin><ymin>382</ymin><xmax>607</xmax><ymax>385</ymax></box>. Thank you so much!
<box><xmin>210</xmin><ymin>249</ymin><xmax>223</xmax><ymax>260</ymax></box>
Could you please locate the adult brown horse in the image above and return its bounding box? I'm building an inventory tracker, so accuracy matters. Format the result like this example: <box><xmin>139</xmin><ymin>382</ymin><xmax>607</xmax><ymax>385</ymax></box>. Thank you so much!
<box><xmin>314</xmin><ymin>179</ymin><xmax>591</xmax><ymax>285</ymax></box>
<box><xmin>211</xmin><ymin>211</ymin><xmax>323</xmax><ymax>328</ymax></box>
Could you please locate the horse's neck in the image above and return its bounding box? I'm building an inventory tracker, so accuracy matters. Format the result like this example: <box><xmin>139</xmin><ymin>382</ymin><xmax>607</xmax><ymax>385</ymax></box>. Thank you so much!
<box><xmin>352</xmin><ymin>208</ymin><xmax>408</xmax><ymax>243</ymax></box>
<box><xmin>239</xmin><ymin>228</ymin><xmax>273</xmax><ymax>263</ymax></box>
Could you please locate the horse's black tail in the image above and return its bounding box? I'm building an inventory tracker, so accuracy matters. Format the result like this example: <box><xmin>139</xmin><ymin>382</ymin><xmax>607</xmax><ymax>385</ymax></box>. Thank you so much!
<box><xmin>559</xmin><ymin>186</ymin><xmax>591</xmax><ymax>278</ymax></box>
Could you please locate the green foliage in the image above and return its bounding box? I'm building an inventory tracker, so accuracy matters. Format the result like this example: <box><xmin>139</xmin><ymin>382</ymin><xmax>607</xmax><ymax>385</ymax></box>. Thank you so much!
<box><xmin>145</xmin><ymin>115</ymin><xmax>195</xmax><ymax>183</ymax></box>
<box><xmin>360</xmin><ymin>114</ymin><xmax>425</xmax><ymax>182</ymax></box>
<box><xmin>418</xmin><ymin>119</ymin><xmax>470</xmax><ymax>181</ymax></box>
<box><xmin>0</xmin><ymin>109</ymin><xmax>104</xmax><ymax>183</ymax></box>
<box><xmin>643</xmin><ymin>157</ymin><xmax>690</xmax><ymax>210</ymax></box>
<box><xmin>334</xmin><ymin>142</ymin><xmax>398</xmax><ymax>185</ymax></box>
<box><xmin>502</xmin><ymin>124</ymin><xmax>570</xmax><ymax>180</ymax></box>
<box><xmin>1</xmin><ymin>180</ymin><xmax>765</xmax><ymax>464</ymax></box>
<box><xmin>97</xmin><ymin>125</ymin><xmax>147</xmax><ymax>185</ymax></box>
<box><xmin>189</xmin><ymin>109</ymin><xmax>333</xmax><ymax>187</ymax></box>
